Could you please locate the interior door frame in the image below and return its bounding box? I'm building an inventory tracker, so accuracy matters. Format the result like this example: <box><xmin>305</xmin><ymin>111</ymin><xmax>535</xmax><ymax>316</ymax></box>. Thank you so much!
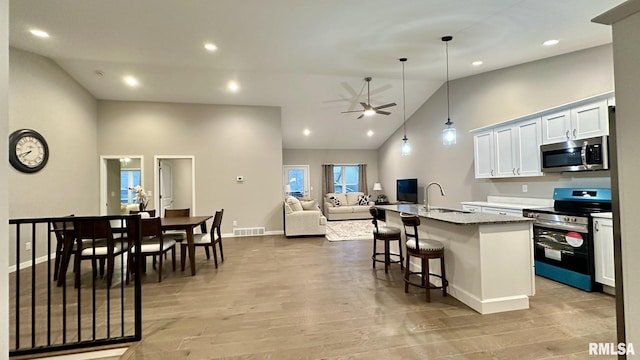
<box><xmin>99</xmin><ymin>155</ymin><xmax>144</xmax><ymax>215</ymax></box>
<box><xmin>154</xmin><ymin>155</ymin><xmax>196</xmax><ymax>216</ymax></box>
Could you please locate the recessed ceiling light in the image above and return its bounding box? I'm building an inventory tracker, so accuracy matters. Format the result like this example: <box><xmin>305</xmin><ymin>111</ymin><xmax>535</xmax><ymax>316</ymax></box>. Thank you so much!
<box><xmin>29</xmin><ymin>29</ymin><xmax>49</xmax><ymax>38</ymax></box>
<box><xmin>543</xmin><ymin>39</ymin><xmax>559</xmax><ymax>46</ymax></box>
<box><xmin>204</xmin><ymin>43</ymin><xmax>217</xmax><ymax>52</ymax></box>
<box><xmin>303</xmin><ymin>129</ymin><xmax>311</xmax><ymax>136</ymax></box>
<box><xmin>227</xmin><ymin>81</ymin><xmax>239</xmax><ymax>92</ymax></box>
<box><xmin>472</xmin><ymin>61</ymin><xmax>483</xmax><ymax>66</ymax></box>
<box><xmin>123</xmin><ymin>76</ymin><xmax>139</xmax><ymax>87</ymax></box>
<box><xmin>367</xmin><ymin>130</ymin><xmax>374</xmax><ymax>137</ymax></box>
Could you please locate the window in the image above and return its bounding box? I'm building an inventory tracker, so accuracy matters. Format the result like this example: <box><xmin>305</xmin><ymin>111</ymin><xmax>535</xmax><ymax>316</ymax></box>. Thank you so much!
<box><xmin>333</xmin><ymin>165</ymin><xmax>359</xmax><ymax>193</ymax></box>
<box><xmin>121</xmin><ymin>170</ymin><xmax>141</xmax><ymax>204</ymax></box>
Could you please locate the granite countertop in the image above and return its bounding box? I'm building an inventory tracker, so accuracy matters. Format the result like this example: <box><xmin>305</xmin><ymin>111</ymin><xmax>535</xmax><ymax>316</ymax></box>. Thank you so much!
<box><xmin>376</xmin><ymin>204</ymin><xmax>534</xmax><ymax>225</ymax></box>
<box><xmin>460</xmin><ymin>201</ymin><xmax>549</xmax><ymax>210</ymax></box>
<box><xmin>591</xmin><ymin>212</ymin><xmax>612</xmax><ymax>219</ymax></box>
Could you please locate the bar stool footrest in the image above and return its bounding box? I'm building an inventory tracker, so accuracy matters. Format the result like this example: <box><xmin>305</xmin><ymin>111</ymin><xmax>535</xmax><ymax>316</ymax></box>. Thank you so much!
<box><xmin>404</xmin><ymin>271</ymin><xmax>448</xmax><ymax>290</ymax></box>
<box><xmin>371</xmin><ymin>252</ymin><xmax>403</xmax><ymax>264</ymax></box>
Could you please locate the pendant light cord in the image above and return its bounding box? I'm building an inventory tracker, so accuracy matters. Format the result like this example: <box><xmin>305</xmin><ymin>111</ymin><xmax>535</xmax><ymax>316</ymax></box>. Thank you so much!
<box><xmin>445</xmin><ymin>40</ymin><xmax>450</xmax><ymax>123</ymax></box>
<box><xmin>400</xmin><ymin>58</ymin><xmax>407</xmax><ymax>139</ymax></box>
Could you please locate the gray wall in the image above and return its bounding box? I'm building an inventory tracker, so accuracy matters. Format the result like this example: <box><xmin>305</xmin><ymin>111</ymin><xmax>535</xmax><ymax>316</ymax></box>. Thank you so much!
<box><xmin>97</xmin><ymin>101</ymin><xmax>284</xmax><ymax>233</ymax></box>
<box><xmin>106</xmin><ymin>159</ymin><xmax>121</xmax><ymax>214</ymax></box>
<box><xmin>1</xmin><ymin>0</ymin><xmax>10</xmax><ymax>355</ymax></box>
<box><xmin>283</xmin><ymin>149</ymin><xmax>379</xmax><ymax>202</ymax></box>
<box><xmin>9</xmin><ymin>48</ymin><xmax>99</xmax><ymax>217</ymax></box>
<box><xmin>378</xmin><ymin>45</ymin><xmax>614</xmax><ymax>208</ymax></box>
<box><xmin>8</xmin><ymin>48</ymin><xmax>99</xmax><ymax>264</ymax></box>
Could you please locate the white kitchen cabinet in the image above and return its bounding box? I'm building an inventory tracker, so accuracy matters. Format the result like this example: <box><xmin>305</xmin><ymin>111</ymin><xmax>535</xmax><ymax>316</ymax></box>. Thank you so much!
<box><xmin>541</xmin><ymin>109</ymin><xmax>571</xmax><ymax>144</ymax></box>
<box><xmin>474</xmin><ymin>118</ymin><xmax>542</xmax><ymax>178</ymax></box>
<box><xmin>462</xmin><ymin>204</ymin><xmax>482</xmax><ymax>213</ymax></box>
<box><xmin>515</xmin><ymin>118</ymin><xmax>543</xmax><ymax>176</ymax></box>
<box><xmin>473</xmin><ymin>130</ymin><xmax>495</xmax><ymax>178</ymax></box>
<box><xmin>481</xmin><ymin>206</ymin><xmax>524</xmax><ymax>217</ymax></box>
<box><xmin>461</xmin><ymin>203</ymin><xmax>525</xmax><ymax>217</ymax></box>
<box><xmin>593</xmin><ymin>217</ymin><xmax>615</xmax><ymax>287</ymax></box>
<box><xmin>542</xmin><ymin>99</ymin><xmax>609</xmax><ymax>144</ymax></box>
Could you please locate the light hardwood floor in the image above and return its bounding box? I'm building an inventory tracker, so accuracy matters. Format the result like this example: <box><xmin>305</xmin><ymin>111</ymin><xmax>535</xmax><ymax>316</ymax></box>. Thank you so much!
<box><xmin>112</xmin><ymin>234</ymin><xmax>616</xmax><ymax>359</ymax></box>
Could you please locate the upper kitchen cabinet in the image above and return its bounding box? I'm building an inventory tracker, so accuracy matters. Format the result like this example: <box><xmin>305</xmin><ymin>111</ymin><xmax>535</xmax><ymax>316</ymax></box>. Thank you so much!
<box><xmin>471</xmin><ymin>92</ymin><xmax>613</xmax><ymax>179</ymax></box>
<box><xmin>473</xmin><ymin>129</ymin><xmax>495</xmax><ymax>178</ymax></box>
<box><xmin>473</xmin><ymin>117</ymin><xmax>542</xmax><ymax>178</ymax></box>
<box><xmin>542</xmin><ymin>99</ymin><xmax>609</xmax><ymax>144</ymax></box>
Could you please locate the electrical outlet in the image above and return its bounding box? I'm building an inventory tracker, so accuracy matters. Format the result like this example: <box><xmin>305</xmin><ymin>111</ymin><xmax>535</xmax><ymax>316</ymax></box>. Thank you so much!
<box><xmin>25</xmin><ymin>242</ymin><xmax>31</xmax><ymax>251</ymax></box>
<box><xmin>522</xmin><ymin>184</ymin><xmax>528</xmax><ymax>193</ymax></box>
<box><xmin>233</xmin><ymin>220</ymin><xmax>238</xmax><ymax>226</ymax></box>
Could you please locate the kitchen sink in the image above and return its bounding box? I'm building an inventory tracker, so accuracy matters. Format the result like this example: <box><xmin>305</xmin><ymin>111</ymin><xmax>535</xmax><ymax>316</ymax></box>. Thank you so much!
<box><xmin>429</xmin><ymin>208</ymin><xmax>471</xmax><ymax>214</ymax></box>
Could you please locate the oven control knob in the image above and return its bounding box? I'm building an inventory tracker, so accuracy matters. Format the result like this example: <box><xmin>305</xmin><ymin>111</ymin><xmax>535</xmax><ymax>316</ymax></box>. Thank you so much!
<box><xmin>571</xmin><ymin>217</ymin><xmax>577</xmax><ymax>222</ymax></box>
<box><xmin>563</xmin><ymin>216</ymin><xmax>570</xmax><ymax>222</ymax></box>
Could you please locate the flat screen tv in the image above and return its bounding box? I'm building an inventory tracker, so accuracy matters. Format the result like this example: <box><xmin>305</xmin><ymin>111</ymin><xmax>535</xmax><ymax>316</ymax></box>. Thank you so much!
<box><xmin>397</xmin><ymin>178</ymin><xmax>418</xmax><ymax>204</ymax></box>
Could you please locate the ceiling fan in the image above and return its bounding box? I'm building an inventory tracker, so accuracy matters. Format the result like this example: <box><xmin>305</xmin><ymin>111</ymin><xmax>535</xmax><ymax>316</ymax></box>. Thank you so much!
<box><xmin>341</xmin><ymin>77</ymin><xmax>396</xmax><ymax>119</ymax></box>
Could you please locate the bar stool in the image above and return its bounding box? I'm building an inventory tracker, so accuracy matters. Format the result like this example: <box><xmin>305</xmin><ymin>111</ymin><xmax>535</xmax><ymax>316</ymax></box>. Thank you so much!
<box><xmin>400</xmin><ymin>214</ymin><xmax>448</xmax><ymax>302</ymax></box>
<box><xmin>369</xmin><ymin>207</ymin><xmax>403</xmax><ymax>273</ymax></box>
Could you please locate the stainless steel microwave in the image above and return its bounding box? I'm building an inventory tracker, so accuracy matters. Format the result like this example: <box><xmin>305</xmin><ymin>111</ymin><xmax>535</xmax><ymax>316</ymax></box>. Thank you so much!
<box><xmin>540</xmin><ymin>135</ymin><xmax>609</xmax><ymax>173</ymax></box>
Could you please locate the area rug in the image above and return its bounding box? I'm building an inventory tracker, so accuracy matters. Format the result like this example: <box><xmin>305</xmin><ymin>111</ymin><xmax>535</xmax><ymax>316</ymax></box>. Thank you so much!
<box><xmin>325</xmin><ymin>219</ymin><xmax>383</xmax><ymax>241</ymax></box>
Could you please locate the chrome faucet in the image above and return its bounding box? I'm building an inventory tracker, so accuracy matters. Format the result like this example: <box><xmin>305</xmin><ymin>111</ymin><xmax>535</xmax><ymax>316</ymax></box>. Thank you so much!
<box><xmin>424</xmin><ymin>182</ymin><xmax>446</xmax><ymax>211</ymax></box>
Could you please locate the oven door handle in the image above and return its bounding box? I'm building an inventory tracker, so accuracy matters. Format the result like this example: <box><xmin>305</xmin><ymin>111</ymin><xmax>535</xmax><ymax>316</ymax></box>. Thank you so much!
<box><xmin>534</xmin><ymin>219</ymin><xmax>587</xmax><ymax>232</ymax></box>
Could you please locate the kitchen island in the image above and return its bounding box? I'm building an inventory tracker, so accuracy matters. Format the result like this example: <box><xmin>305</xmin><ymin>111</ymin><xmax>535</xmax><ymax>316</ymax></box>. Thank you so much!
<box><xmin>377</xmin><ymin>204</ymin><xmax>534</xmax><ymax>314</ymax></box>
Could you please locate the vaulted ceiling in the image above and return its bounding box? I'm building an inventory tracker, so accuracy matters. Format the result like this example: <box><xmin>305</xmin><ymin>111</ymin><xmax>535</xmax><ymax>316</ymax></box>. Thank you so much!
<box><xmin>9</xmin><ymin>0</ymin><xmax>623</xmax><ymax>149</ymax></box>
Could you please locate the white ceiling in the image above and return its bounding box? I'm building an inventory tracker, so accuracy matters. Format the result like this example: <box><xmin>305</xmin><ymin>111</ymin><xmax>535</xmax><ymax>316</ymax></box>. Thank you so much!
<box><xmin>8</xmin><ymin>0</ymin><xmax>623</xmax><ymax>149</ymax></box>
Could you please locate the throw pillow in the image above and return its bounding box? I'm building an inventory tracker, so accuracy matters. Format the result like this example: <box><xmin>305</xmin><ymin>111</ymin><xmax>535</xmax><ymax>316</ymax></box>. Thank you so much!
<box><xmin>286</xmin><ymin>196</ymin><xmax>303</xmax><ymax>212</ymax></box>
<box><xmin>283</xmin><ymin>201</ymin><xmax>294</xmax><ymax>214</ymax></box>
<box><xmin>300</xmin><ymin>199</ymin><xmax>317</xmax><ymax>210</ymax></box>
<box><xmin>329</xmin><ymin>196</ymin><xmax>342</xmax><ymax>207</ymax></box>
<box><xmin>357</xmin><ymin>194</ymin><xmax>371</xmax><ymax>206</ymax></box>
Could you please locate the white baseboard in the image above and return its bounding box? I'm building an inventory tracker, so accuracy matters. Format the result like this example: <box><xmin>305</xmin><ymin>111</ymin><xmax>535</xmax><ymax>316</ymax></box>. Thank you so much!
<box><xmin>8</xmin><ymin>252</ymin><xmax>55</xmax><ymax>273</ymax></box>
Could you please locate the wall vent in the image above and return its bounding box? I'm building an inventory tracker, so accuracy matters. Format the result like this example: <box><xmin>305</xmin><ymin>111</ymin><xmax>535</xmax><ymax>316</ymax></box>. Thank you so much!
<box><xmin>233</xmin><ymin>227</ymin><xmax>266</xmax><ymax>237</ymax></box>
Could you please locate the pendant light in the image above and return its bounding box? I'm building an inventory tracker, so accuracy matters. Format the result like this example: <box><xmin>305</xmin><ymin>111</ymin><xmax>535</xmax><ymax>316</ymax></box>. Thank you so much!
<box><xmin>399</xmin><ymin>57</ymin><xmax>410</xmax><ymax>156</ymax></box>
<box><xmin>442</xmin><ymin>36</ymin><xmax>456</xmax><ymax>145</ymax></box>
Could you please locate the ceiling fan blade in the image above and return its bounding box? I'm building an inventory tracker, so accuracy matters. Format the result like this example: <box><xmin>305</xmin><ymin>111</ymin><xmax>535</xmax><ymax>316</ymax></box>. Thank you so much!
<box><xmin>374</xmin><ymin>102</ymin><xmax>396</xmax><ymax>110</ymax></box>
<box><xmin>341</xmin><ymin>110</ymin><xmax>364</xmax><ymax>114</ymax></box>
<box><xmin>359</xmin><ymin>102</ymin><xmax>370</xmax><ymax>109</ymax></box>
<box><xmin>376</xmin><ymin>110</ymin><xmax>391</xmax><ymax>115</ymax></box>
<box><xmin>357</xmin><ymin>114</ymin><xmax>364</xmax><ymax>119</ymax></box>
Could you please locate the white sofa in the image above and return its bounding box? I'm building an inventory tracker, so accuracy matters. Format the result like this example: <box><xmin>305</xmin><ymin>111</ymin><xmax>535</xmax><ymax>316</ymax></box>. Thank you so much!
<box><xmin>284</xmin><ymin>197</ymin><xmax>327</xmax><ymax>237</ymax></box>
<box><xmin>323</xmin><ymin>192</ymin><xmax>373</xmax><ymax>221</ymax></box>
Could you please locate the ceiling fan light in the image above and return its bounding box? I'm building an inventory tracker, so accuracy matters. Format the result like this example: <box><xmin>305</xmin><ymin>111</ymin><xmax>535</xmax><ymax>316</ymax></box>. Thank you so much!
<box><xmin>363</xmin><ymin>108</ymin><xmax>376</xmax><ymax>116</ymax></box>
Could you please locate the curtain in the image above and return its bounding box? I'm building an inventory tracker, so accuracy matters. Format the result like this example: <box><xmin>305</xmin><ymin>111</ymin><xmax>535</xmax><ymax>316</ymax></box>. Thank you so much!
<box><xmin>358</xmin><ymin>164</ymin><xmax>368</xmax><ymax>195</ymax></box>
<box><xmin>322</xmin><ymin>164</ymin><xmax>334</xmax><ymax>195</ymax></box>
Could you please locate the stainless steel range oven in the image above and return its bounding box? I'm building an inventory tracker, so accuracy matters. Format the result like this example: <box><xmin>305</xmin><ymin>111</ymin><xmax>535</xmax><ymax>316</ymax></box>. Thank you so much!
<box><xmin>523</xmin><ymin>188</ymin><xmax>611</xmax><ymax>291</ymax></box>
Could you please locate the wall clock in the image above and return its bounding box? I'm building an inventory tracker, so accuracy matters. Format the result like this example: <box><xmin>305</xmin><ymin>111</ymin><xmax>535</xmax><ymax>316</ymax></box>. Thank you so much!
<box><xmin>9</xmin><ymin>129</ymin><xmax>50</xmax><ymax>173</ymax></box>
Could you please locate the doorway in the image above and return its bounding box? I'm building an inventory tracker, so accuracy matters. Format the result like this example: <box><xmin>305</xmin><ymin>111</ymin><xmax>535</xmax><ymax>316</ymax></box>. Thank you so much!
<box><xmin>154</xmin><ymin>156</ymin><xmax>196</xmax><ymax>216</ymax></box>
<box><xmin>99</xmin><ymin>155</ymin><xmax>144</xmax><ymax>215</ymax></box>
<box><xmin>283</xmin><ymin>165</ymin><xmax>310</xmax><ymax>198</ymax></box>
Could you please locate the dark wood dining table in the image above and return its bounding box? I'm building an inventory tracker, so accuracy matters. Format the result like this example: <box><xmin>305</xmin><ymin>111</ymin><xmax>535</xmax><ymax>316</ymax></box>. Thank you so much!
<box><xmin>161</xmin><ymin>215</ymin><xmax>212</xmax><ymax>276</ymax></box>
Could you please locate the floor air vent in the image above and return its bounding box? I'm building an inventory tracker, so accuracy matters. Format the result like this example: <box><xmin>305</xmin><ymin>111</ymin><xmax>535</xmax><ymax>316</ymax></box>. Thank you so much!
<box><xmin>233</xmin><ymin>227</ymin><xmax>266</xmax><ymax>237</ymax></box>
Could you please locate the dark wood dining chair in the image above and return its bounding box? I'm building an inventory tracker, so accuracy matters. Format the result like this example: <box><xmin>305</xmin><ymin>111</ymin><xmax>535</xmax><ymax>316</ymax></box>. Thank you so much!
<box><xmin>181</xmin><ymin>209</ymin><xmax>224</xmax><ymax>270</ymax></box>
<box><xmin>130</xmin><ymin>209</ymin><xmax>157</xmax><ymax>217</ymax></box>
<box><xmin>73</xmin><ymin>217</ymin><xmax>132</xmax><ymax>288</ymax></box>
<box><xmin>51</xmin><ymin>215</ymin><xmax>75</xmax><ymax>285</ymax></box>
<box><xmin>163</xmin><ymin>208</ymin><xmax>190</xmax><ymax>242</ymax></box>
<box><xmin>131</xmin><ymin>216</ymin><xmax>176</xmax><ymax>282</ymax></box>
